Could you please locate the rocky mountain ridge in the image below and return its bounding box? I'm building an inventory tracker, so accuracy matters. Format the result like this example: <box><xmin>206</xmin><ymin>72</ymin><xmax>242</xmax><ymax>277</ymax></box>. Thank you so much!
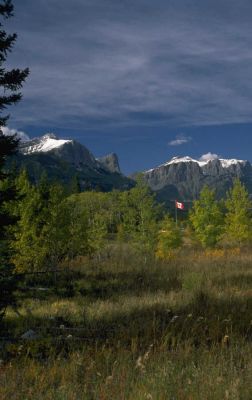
<box><xmin>15</xmin><ymin>133</ymin><xmax>133</xmax><ymax>191</ymax></box>
<box><xmin>10</xmin><ymin>133</ymin><xmax>252</xmax><ymax>202</ymax></box>
<box><xmin>143</xmin><ymin>156</ymin><xmax>252</xmax><ymax>202</ymax></box>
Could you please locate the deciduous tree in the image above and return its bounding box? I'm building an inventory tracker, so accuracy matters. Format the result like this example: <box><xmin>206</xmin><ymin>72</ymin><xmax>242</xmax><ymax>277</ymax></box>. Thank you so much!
<box><xmin>156</xmin><ymin>215</ymin><xmax>182</xmax><ymax>259</ymax></box>
<box><xmin>190</xmin><ymin>186</ymin><xmax>224</xmax><ymax>248</ymax></box>
<box><xmin>119</xmin><ymin>175</ymin><xmax>160</xmax><ymax>257</ymax></box>
<box><xmin>223</xmin><ymin>179</ymin><xmax>252</xmax><ymax>246</ymax></box>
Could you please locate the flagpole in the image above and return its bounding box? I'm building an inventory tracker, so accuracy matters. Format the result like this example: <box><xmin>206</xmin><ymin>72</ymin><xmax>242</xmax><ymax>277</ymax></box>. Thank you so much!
<box><xmin>175</xmin><ymin>200</ymin><xmax>178</xmax><ymax>228</ymax></box>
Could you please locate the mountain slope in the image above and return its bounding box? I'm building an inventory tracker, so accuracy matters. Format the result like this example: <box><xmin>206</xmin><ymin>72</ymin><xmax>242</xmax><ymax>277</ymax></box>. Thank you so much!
<box><xmin>97</xmin><ymin>153</ymin><xmax>121</xmax><ymax>174</ymax></box>
<box><xmin>14</xmin><ymin>134</ymin><xmax>134</xmax><ymax>191</ymax></box>
<box><xmin>143</xmin><ymin>156</ymin><xmax>252</xmax><ymax>203</ymax></box>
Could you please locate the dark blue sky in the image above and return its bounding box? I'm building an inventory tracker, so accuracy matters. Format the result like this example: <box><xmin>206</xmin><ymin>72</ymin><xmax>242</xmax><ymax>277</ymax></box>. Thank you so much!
<box><xmin>4</xmin><ymin>0</ymin><xmax>252</xmax><ymax>173</ymax></box>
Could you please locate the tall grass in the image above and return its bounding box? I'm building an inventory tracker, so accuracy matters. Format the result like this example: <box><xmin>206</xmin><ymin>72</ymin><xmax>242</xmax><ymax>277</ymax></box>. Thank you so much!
<box><xmin>1</xmin><ymin>247</ymin><xmax>252</xmax><ymax>399</ymax></box>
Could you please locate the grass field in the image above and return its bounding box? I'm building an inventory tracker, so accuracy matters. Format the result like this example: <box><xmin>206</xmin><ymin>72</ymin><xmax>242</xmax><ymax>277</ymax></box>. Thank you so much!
<box><xmin>1</xmin><ymin>246</ymin><xmax>252</xmax><ymax>399</ymax></box>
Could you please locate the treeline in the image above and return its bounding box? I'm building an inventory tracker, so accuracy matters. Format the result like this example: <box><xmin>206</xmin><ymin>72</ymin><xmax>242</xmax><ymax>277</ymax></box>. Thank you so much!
<box><xmin>189</xmin><ymin>182</ymin><xmax>252</xmax><ymax>248</ymax></box>
<box><xmin>4</xmin><ymin>171</ymin><xmax>252</xmax><ymax>275</ymax></box>
<box><xmin>7</xmin><ymin>172</ymin><xmax>162</xmax><ymax>272</ymax></box>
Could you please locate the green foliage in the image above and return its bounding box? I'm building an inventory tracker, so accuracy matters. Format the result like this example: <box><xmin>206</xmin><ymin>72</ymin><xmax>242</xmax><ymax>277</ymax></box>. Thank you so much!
<box><xmin>12</xmin><ymin>171</ymin><xmax>47</xmax><ymax>272</ymax></box>
<box><xmin>156</xmin><ymin>215</ymin><xmax>182</xmax><ymax>259</ymax></box>
<box><xmin>223</xmin><ymin>179</ymin><xmax>252</xmax><ymax>246</ymax></box>
<box><xmin>13</xmin><ymin>184</ymin><xmax>128</xmax><ymax>272</ymax></box>
<box><xmin>67</xmin><ymin>191</ymin><xmax>112</xmax><ymax>257</ymax></box>
<box><xmin>12</xmin><ymin>173</ymin><xmax>69</xmax><ymax>272</ymax></box>
<box><xmin>67</xmin><ymin>182</ymin><xmax>161</xmax><ymax>260</ymax></box>
<box><xmin>69</xmin><ymin>174</ymin><xmax>81</xmax><ymax>194</ymax></box>
<box><xmin>190</xmin><ymin>186</ymin><xmax>224</xmax><ymax>247</ymax></box>
<box><xmin>182</xmin><ymin>271</ymin><xmax>204</xmax><ymax>292</ymax></box>
<box><xmin>118</xmin><ymin>175</ymin><xmax>160</xmax><ymax>256</ymax></box>
<box><xmin>0</xmin><ymin>0</ymin><xmax>29</xmax><ymax>320</ymax></box>
<box><xmin>41</xmin><ymin>182</ymin><xmax>69</xmax><ymax>269</ymax></box>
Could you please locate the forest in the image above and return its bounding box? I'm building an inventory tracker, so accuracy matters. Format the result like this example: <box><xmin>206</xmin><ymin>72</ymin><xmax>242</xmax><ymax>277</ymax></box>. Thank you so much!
<box><xmin>5</xmin><ymin>170</ymin><xmax>252</xmax><ymax>276</ymax></box>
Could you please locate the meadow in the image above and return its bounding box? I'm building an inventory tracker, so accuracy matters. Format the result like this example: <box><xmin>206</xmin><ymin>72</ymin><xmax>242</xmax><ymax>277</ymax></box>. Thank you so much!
<box><xmin>1</xmin><ymin>246</ymin><xmax>252</xmax><ymax>400</ymax></box>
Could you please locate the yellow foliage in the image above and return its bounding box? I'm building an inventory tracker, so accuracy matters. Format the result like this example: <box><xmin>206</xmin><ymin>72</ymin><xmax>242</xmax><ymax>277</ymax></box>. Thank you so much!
<box><xmin>204</xmin><ymin>249</ymin><xmax>225</xmax><ymax>259</ymax></box>
<box><xmin>191</xmin><ymin>247</ymin><xmax>241</xmax><ymax>262</ymax></box>
<box><xmin>203</xmin><ymin>247</ymin><xmax>241</xmax><ymax>260</ymax></box>
<box><xmin>155</xmin><ymin>247</ymin><xmax>176</xmax><ymax>260</ymax></box>
<box><xmin>229</xmin><ymin>247</ymin><xmax>241</xmax><ymax>256</ymax></box>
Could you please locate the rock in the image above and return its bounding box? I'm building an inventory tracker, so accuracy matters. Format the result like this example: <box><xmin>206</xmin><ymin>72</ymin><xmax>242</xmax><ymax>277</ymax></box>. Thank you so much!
<box><xmin>13</xmin><ymin>134</ymin><xmax>134</xmax><ymax>192</ymax></box>
<box><xmin>21</xmin><ymin>329</ymin><xmax>38</xmax><ymax>340</ymax></box>
<box><xmin>66</xmin><ymin>334</ymin><xmax>73</xmax><ymax>340</ymax></box>
<box><xmin>97</xmin><ymin>153</ymin><xmax>121</xmax><ymax>173</ymax></box>
<box><xmin>142</xmin><ymin>156</ymin><xmax>252</xmax><ymax>204</ymax></box>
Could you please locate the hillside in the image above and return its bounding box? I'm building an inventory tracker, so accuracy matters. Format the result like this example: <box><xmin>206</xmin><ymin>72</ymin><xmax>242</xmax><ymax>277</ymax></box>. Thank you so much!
<box><xmin>12</xmin><ymin>133</ymin><xmax>134</xmax><ymax>191</ymax></box>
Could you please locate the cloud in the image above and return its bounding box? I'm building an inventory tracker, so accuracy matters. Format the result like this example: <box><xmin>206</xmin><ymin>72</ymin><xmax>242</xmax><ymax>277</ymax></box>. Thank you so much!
<box><xmin>2</xmin><ymin>126</ymin><xmax>30</xmax><ymax>142</ymax></box>
<box><xmin>5</xmin><ymin>0</ymin><xmax>252</xmax><ymax>130</ymax></box>
<box><xmin>199</xmin><ymin>152</ymin><xmax>219</xmax><ymax>161</ymax></box>
<box><xmin>169</xmin><ymin>134</ymin><xmax>191</xmax><ymax>146</ymax></box>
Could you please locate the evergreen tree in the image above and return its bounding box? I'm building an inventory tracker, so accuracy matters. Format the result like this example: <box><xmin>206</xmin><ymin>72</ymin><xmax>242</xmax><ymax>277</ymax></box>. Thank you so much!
<box><xmin>190</xmin><ymin>186</ymin><xmax>224</xmax><ymax>248</ymax></box>
<box><xmin>12</xmin><ymin>174</ymin><xmax>69</xmax><ymax>273</ymax></box>
<box><xmin>0</xmin><ymin>0</ymin><xmax>29</xmax><ymax>320</ymax></box>
<box><xmin>0</xmin><ymin>133</ymin><xmax>19</xmax><ymax>319</ymax></box>
<box><xmin>223</xmin><ymin>179</ymin><xmax>252</xmax><ymax>246</ymax></box>
<box><xmin>12</xmin><ymin>170</ymin><xmax>44</xmax><ymax>272</ymax></box>
<box><xmin>0</xmin><ymin>0</ymin><xmax>29</xmax><ymax>126</ymax></box>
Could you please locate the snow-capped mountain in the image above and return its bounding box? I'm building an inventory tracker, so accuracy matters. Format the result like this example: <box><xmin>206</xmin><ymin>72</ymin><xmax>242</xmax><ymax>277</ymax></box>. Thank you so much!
<box><xmin>143</xmin><ymin>155</ymin><xmax>252</xmax><ymax>202</ymax></box>
<box><xmin>15</xmin><ymin>133</ymin><xmax>133</xmax><ymax>191</ymax></box>
<box><xmin>19</xmin><ymin>133</ymin><xmax>98</xmax><ymax>169</ymax></box>
<box><xmin>146</xmin><ymin>156</ymin><xmax>247</xmax><ymax>172</ymax></box>
<box><xmin>19</xmin><ymin>133</ymin><xmax>122</xmax><ymax>173</ymax></box>
<box><xmin>20</xmin><ymin>133</ymin><xmax>72</xmax><ymax>154</ymax></box>
<box><xmin>11</xmin><ymin>133</ymin><xmax>252</xmax><ymax>203</ymax></box>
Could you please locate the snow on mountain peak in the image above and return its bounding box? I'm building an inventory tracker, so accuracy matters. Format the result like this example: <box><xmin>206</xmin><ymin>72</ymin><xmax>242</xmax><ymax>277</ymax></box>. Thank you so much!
<box><xmin>219</xmin><ymin>158</ymin><xmax>246</xmax><ymax>168</ymax></box>
<box><xmin>145</xmin><ymin>156</ymin><xmax>247</xmax><ymax>173</ymax></box>
<box><xmin>22</xmin><ymin>133</ymin><xmax>72</xmax><ymax>155</ymax></box>
<box><xmin>41</xmin><ymin>133</ymin><xmax>58</xmax><ymax>140</ymax></box>
<box><xmin>164</xmin><ymin>156</ymin><xmax>247</xmax><ymax>169</ymax></box>
<box><xmin>166</xmin><ymin>156</ymin><xmax>198</xmax><ymax>165</ymax></box>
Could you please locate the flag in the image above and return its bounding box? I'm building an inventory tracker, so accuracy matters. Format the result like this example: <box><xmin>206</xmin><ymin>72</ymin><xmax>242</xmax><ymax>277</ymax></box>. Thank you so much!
<box><xmin>175</xmin><ymin>201</ymin><xmax>185</xmax><ymax>210</ymax></box>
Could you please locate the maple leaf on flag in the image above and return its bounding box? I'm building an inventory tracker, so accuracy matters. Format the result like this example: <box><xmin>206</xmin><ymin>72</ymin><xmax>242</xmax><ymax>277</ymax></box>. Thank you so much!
<box><xmin>175</xmin><ymin>201</ymin><xmax>185</xmax><ymax>210</ymax></box>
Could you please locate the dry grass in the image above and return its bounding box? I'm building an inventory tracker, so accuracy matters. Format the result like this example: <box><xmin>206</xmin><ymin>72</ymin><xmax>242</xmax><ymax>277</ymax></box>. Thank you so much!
<box><xmin>1</xmin><ymin>247</ymin><xmax>252</xmax><ymax>399</ymax></box>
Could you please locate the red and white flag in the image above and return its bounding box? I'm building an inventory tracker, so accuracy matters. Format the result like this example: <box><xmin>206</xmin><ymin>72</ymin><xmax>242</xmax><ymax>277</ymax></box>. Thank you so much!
<box><xmin>175</xmin><ymin>201</ymin><xmax>185</xmax><ymax>210</ymax></box>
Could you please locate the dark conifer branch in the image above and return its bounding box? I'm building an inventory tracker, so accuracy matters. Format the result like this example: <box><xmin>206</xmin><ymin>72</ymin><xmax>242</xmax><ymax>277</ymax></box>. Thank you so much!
<box><xmin>0</xmin><ymin>0</ymin><xmax>13</xmax><ymax>19</ymax></box>
<box><xmin>0</xmin><ymin>0</ymin><xmax>29</xmax><ymax>322</ymax></box>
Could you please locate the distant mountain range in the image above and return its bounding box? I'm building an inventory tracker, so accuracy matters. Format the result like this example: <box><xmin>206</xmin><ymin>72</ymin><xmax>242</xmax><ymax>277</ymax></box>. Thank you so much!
<box><xmin>13</xmin><ymin>133</ymin><xmax>133</xmax><ymax>191</ymax></box>
<box><xmin>7</xmin><ymin>133</ymin><xmax>252</xmax><ymax>203</ymax></box>
<box><xmin>142</xmin><ymin>156</ymin><xmax>252</xmax><ymax>204</ymax></box>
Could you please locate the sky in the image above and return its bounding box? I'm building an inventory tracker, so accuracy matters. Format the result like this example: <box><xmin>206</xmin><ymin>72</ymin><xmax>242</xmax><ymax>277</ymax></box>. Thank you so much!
<box><xmin>4</xmin><ymin>0</ymin><xmax>252</xmax><ymax>174</ymax></box>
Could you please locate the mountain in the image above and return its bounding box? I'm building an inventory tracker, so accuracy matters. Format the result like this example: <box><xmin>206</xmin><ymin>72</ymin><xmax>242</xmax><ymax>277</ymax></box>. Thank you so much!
<box><xmin>9</xmin><ymin>133</ymin><xmax>252</xmax><ymax>203</ymax></box>
<box><xmin>13</xmin><ymin>133</ymin><xmax>133</xmax><ymax>191</ymax></box>
<box><xmin>19</xmin><ymin>133</ymin><xmax>97</xmax><ymax>168</ymax></box>
<box><xmin>143</xmin><ymin>156</ymin><xmax>252</xmax><ymax>204</ymax></box>
<box><xmin>97</xmin><ymin>153</ymin><xmax>121</xmax><ymax>174</ymax></box>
